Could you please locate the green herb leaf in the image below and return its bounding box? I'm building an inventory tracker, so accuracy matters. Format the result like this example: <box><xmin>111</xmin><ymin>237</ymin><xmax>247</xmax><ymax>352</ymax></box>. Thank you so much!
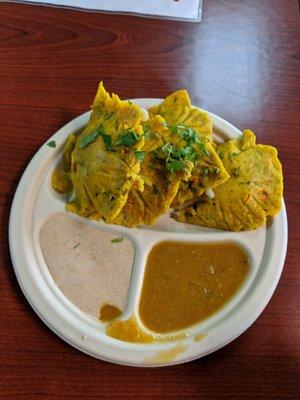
<box><xmin>111</xmin><ymin>237</ymin><xmax>124</xmax><ymax>244</ymax></box>
<box><xmin>143</xmin><ymin>127</ymin><xmax>151</xmax><ymax>140</ymax></box>
<box><xmin>118</xmin><ymin>131</ymin><xmax>139</xmax><ymax>147</ymax></box>
<box><xmin>167</xmin><ymin>160</ymin><xmax>185</xmax><ymax>172</ymax></box>
<box><xmin>154</xmin><ymin>124</ymin><xmax>211</xmax><ymax>173</ymax></box>
<box><xmin>101</xmin><ymin>133</ymin><xmax>113</xmax><ymax>150</ymax></box>
<box><xmin>134</xmin><ymin>151</ymin><xmax>146</xmax><ymax>161</ymax></box>
<box><xmin>197</xmin><ymin>141</ymin><xmax>210</xmax><ymax>157</ymax></box>
<box><xmin>161</xmin><ymin>142</ymin><xmax>171</xmax><ymax>154</ymax></box>
<box><xmin>79</xmin><ymin>126</ymin><xmax>114</xmax><ymax>151</ymax></box>
<box><xmin>171</xmin><ymin>125</ymin><xmax>199</xmax><ymax>145</ymax></box>
<box><xmin>170</xmin><ymin>124</ymin><xmax>210</xmax><ymax>158</ymax></box>
<box><xmin>154</xmin><ymin>142</ymin><xmax>198</xmax><ymax>173</ymax></box>
<box><xmin>179</xmin><ymin>146</ymin><xmax>199</xmax><ymax>161</ymax></box>
<box><xmin>79</xmin><ymin>126</ymin><xmax>104</xmax><ymax>149</ymax></box>
<box><xmin>47</xmin><ymin>140</ymin><xmax>56</xmax><ymax>148</ymax></box>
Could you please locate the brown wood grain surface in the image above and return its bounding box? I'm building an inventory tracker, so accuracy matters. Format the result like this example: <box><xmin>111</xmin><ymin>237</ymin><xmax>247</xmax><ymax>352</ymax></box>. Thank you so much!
<box><xmin>0</xmin><ymin>0</ymin><xmax>299</xmax><ymax>398</ymax></box>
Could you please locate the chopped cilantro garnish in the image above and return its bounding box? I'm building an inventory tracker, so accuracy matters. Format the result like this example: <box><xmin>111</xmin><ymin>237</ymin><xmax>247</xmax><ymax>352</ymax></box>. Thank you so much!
<box><xmin>134</xmin><ymin>150</ymin><xmax>146</xmax><ymax>161</ymax></box>
<box><xmin>118</xmin><ymin>131</ymin><xmax>139</xmax><ymax>147</ymax></box>
<box><xmin>167</xmin><ymin>160</ymin><xmax>185</xmax><ymax>172</ymax></box>
<box><xmin>101</xmin><ymin>133</ymin><xmax>113</xmax><ymax>150</ymax></box>
<box><xmin>79</xmin><ymin>126</ymin><xmax>113</xmax><ymax>151</ymax></box>
<box><xmin>171</xmin><ymin>125</ymin><xmax>199</xmax><ymax>145</ymax></box>
<box><xmin>155</xmin><ymin>141</ymin><xmax>199</xmax><ymax>173</ymax></box>
<box><xmin>47</xmin><ymin>140</ymin><xmax>56</xmax><ymax>148</ymax></box>
<box><xmin>197</xmin><ymin>141</ymin><xmax>210</xmax><ymax>157</ymax></box>
<box><xmin>171</xmin><ymin>124</ymin><xmax>210</xmax><ymax>158</ymax></box>
<box><xmin>111</xmin><ymin>237</ymin><xmax>124</xmax><ymax>243</ymax></box>
<box><xmin>79</xmin><ymin>126</ymin><xmax>104</xmax><ymax>149</ymax></box>
<box><xmin>143</xmin><ymin>127</ymin><xmax>151</xmax><ymax>140</ymax></box>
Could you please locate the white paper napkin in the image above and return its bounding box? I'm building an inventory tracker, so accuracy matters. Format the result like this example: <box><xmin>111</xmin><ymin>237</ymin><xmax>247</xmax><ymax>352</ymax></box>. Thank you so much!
<box><xmin>3</xmin><ymin>0</ymin><xmax>202</xmax><ymax>21</ymax></box>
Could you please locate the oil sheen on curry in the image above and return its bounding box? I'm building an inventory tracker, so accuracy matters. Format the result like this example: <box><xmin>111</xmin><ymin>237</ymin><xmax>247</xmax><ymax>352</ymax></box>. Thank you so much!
<box><xmin>138</xmin><ymin>241</ymin><xmax>250</xmax><ymax>334</ymax></box>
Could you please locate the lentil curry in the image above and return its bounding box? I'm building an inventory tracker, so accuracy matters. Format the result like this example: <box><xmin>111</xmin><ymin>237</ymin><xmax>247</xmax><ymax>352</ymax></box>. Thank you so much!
<box><xmin>139</xmin><ymin>241</ymin><xmax>249</xmax><ymax>333</ymax></box>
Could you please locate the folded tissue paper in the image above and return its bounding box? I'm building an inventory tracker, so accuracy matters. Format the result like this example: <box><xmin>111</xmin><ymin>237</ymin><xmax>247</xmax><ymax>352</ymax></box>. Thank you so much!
<box><xmin>4</xmin><ymin>0</ymin><xmax>203</xmax><ymax>22</ymax></box>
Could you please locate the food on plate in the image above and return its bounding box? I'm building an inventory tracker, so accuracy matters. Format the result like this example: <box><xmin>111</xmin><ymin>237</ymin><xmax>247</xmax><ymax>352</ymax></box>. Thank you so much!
<box><xmin>52</xmin><ymin>82</ymin><xmax>283</xmax><ymax>231</ymax></box>
<box><xmin>67</xmin><ymin>82</ymin><xmax>145</xmax><ymax>222</ymax></box>
<box><xmin>148</xmin><ymin>89</ymin><xmax>212</xmax><ymax>139</ymax></box>
<box><xmin>106</xmin><ymin>316</ymin><xmax>156</xmax><ymax>343</ymax></box>
<box><xmin>99</xmin><ymin>304</ymin><xmax>122</xmax><ymax>322</ymax></box>
<box><xmin>138</xmin><ymin>241</ymin><xmax>249</xmax><ymax>333</ymax></box>
<box><xmin>40</xmin><ymin>214</ymin><xmax>134</xmax><ymax>319</ymax></box>
<box><xmin>175</xmin><ymin>130</ymin><xmax>283</xmax><ymax>231</ymax></box>
<box><xmin>51</xmin><ymin>134</ymin><xmax>77</xmax><ymax>194</ymax></box>
<box><xmin>170</xmin><ymin>140</ymin><xmax>230</xmax><ymax>209</ymax></box>
<box><xmin>113</xmin><ymin>115</ymin><xmax>195</xmax><ymax>226</ymax></box>
<box><xmin>148</xmin><ymin>90</ymin><xmax>230</xmax><ymax>209</ymax></box>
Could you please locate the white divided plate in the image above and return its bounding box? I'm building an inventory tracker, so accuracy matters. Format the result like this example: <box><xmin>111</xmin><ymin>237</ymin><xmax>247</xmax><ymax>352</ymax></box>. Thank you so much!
<box><xmin>9</xmin><ymin>99</ymin><xmax>288</xmax><ymax>367</ymax></box>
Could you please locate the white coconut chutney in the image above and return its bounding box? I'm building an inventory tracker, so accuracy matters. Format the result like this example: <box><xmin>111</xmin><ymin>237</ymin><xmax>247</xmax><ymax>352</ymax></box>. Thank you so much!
<box><xmin>40</xmin><ymin>214</ymin><xmax>134</xmax><ymax>319</ymax></box>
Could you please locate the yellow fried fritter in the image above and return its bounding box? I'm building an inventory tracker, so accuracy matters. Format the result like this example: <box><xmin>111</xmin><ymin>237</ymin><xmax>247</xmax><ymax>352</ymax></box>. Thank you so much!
<box><xmin>67</xmin><ymin>82</ymin><xmax>145</xmax><ymax>222</ymax></box>
<box><xmin>171</xmin><ymin>140</ymin><xmax>230</xmax><ymax>209</ymax></box>
<box><xmin>149</xmin><ymin>90</ymin><xmax>212</xmax><ymax>139</ymax></box>
<box><xmin>113</xmin><ymin>116</ymin><xmax>193</xmax><ymax>227</ymax></box>
<box><xmin>51</xmin><ymin>83</ymin><xmax>283</xmax><ymax>232</ymax></box>
<box><xmin>149</xmin><ymin>90</ymin><xmax>228</xmax><ymax>209</ymax></box>
<box><xmin>51</xmin><ymin>134</ymin><xmax>77</xmax><ymax>194</ymax></box>
<box><xmin>174</xmin><ymin>130</ymin><xmax>283</xmax><ymax>231</ymax></box>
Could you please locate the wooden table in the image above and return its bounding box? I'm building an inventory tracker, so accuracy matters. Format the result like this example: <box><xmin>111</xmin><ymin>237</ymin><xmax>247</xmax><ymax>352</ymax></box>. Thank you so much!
<box><xmin>1</xmin><ymin>1</ymin><xmax>299</xmax><ymax>398</ymax></box>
